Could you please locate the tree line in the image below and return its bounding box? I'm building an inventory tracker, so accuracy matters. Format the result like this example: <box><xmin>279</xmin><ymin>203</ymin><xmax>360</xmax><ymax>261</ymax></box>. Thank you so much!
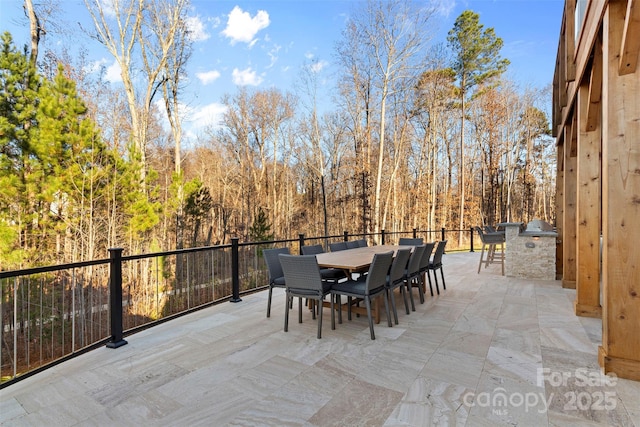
<box><xmin>0</xmin><ymin>0</ymin><xmax>555</xmax><ymax>270</ymax></box>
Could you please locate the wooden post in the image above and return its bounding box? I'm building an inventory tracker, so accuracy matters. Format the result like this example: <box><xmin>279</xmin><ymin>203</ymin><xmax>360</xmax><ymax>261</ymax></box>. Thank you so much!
<box><xmin>556</xmin><ymin>144</ymin><xmax>564</xmax><ymax>280</ymax></box>
<box><xmin>599</xmin><ymin>0</ymin><xmax>640</xmax><ymax>381</ymax></box>
<box><xmin>575</xmin><ymin>81</ymin><xmax>602</xmax><ymax>318</ymax></box>
<box><xmin>562</xmin><ymin>115</ymin><xmax>577</xmax><ymax>289</ymax></box>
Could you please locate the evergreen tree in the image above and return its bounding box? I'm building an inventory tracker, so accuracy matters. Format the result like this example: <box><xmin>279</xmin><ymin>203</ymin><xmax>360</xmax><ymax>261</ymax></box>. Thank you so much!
<box><xmin>0</xmin><ymin>32</ymin><xmax>114</xmax><ymax>265</ymax></box>
<box><xmin>0</xmin><ymin>32</ymin><xmax>43</xmax><ymax>265</ymax></box>
<box><xmin>249</xmin><ymin>207</ymin><xmax>274</xmax><ymax>242</ymax></box>
<box><xmin>183</xmin><ymin>180</ymin><xmax>213</xmax><ymax>246</ymax></box>
<box><xmin>447</xmin><ymin>10</ymin><xmax>509</xmax><ymax>243</ymax></box>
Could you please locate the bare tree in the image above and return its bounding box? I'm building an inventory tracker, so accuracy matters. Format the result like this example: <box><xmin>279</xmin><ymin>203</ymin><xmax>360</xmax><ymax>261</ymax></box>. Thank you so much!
<box><xmin>217</xmin><ymin>88</ymin><xmax>296</xmax><ymax>238</ymax></box>
<box><xmin>336</xmin><ymin>0</ymin><xmax>436</xmax><ymax>240</ymax></box>
<box><xmin>83</xmin><ymin>0</ymin><xmax>191</xmax><ymax>184</ymax></box>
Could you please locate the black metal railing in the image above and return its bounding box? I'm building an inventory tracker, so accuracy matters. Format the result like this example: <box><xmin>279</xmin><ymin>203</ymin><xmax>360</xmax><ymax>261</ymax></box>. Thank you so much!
<box><xmin>1</xmin><ymin>227</ymin><xmax>476</xmax><ymax>387</ymax></box>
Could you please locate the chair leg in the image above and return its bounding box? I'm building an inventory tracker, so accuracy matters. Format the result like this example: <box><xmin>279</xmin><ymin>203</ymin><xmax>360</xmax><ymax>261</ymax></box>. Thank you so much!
<box><xmin>317</xmin><ymin>297</ymin><xmax>323</xmax><ymax>339</ymax></box>
<box><xmin>486</xmin><ymin>244</ymin><xmax>495</xmax><ymax>268</ymax></box>
<box><xmin>427</xmin><ymin>271</ymin><xmax>434</xmax><ymax>296</ymax></box>
<box><xmin>432</xmin><ymin>270</ymin><xmax>440</xmax><ymax>295</ymax></box>
<box><xmin>406</xmin><ymin>280</ymin><xmax>416</xmax><ymax>311</ymax></box>
<box><xmin>298</xmin><ymin>297</ymin><xmax>303</xmax><ymax>323</ymax></box>
<box><xmin>440</xmin><ymin>267</ymin><xmax>446</xmax><ymax>290</ymax></box>
<box><xmin>365</xmin><ymin>297</ymin><xmax>375</xmax><ymax>340</ymax></box>
<box><xmin>337</xmin><ymin>295</ymin><xmax>343</xmax><ymax>324</ymax></box>
<box><xmin>388</xmin><ymin>287</ymin><xmax>399</xmax><ymax>325</ymax></box>
<box><xmin>383</xmin><ymin>291</ymin><xmax>392</xmax><ymax>328</ymax></box>
<box><xmin>284</xmin><ymin>294</ymin><xmax>290</xmax><ymax>332</ymax></box>
<box><xmin>478</xmin><ymin>245</ymin><xmax>485</xmax><ymax>274</ymax></box>
<box><xmin>330</xmin><ymin>294</ymin><xmax>336</xmax><ymax>329</ymax></box>
<box><xmin>400</xmin><ymin>283</ymin><xmax>410</xmax><ymax>314</ymax></box>
<box><xmin>347</xmin><ymin>296</ymin><xmax>352</xmax><ymax>321</ymax></box>
<box><xmin>415</xmin><ymin>277</ymin><xmax>425</xmax><ymax>304</ymax></box>
<box><xmin>267</xmin><ymin>286</ymin><xmax>273</xmax><ymax>317</ymax></box>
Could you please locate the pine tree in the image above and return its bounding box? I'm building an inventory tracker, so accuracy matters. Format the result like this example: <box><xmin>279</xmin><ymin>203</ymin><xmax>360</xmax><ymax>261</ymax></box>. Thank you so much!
<box><xmin>0</xmin><ymin>32</ymin><xmax>43</xmax><ymax>265</ymax></box>
<box><xmin>249</xmin><ymin>207</ymin><xmax>274</xmax><ymax>242</ymax></box>
<box><xmin>447</xmin><ymin>10</ymin><xmax>509</xmax><ymax>244</ymax></box>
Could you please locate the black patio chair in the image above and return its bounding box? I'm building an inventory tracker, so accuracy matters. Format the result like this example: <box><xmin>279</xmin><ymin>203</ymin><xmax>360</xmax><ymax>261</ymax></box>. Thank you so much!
<box><xmin>404</xmin><ymin>244</ymin><xmax>427</xmax><ymax>310</ymax></box>
<box><xmin>385</xmin><ymin>248</ymin><xmax>412</xmax><ymax>324</ymax></box>
<box><xmin>279</xmin><ymin>254</ymin><xmax>332</xmax><ymax>339</ymax></box>
<box><xmin>330</xmin><ymin>251</ymin><xmax>393</xmax><ymax>340</ymax></box>
<box><xmin>301</xmin><ymin>244</ymin><xmax>347</xmax><ymax>284</ymax></box>
<box><xmin>428</xmin><ymin>240</ymin><xmax>448</xmax><ymax>293</ymax></box>
<box><xmin>263</xmin><ymin>247</ymin><xmax>289</xmax><ymax>318</ymax></box>
<box><xmin>418</xmin><ymin>242</ymin><xmax>436</xmax><ymax>296</ymax></box>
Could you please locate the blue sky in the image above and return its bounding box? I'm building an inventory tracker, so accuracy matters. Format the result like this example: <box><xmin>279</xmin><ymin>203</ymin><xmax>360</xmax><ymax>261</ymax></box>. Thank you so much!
<box><xmin>1</xmin><ymin>0</ymin><xmax>564</xmax><ymax>140</ymax></box>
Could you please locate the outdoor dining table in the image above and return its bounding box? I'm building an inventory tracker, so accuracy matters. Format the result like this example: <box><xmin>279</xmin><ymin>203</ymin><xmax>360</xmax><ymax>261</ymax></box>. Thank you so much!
<box><xmin>315</xmin><ymin>244</ymin><xmax>413</xmax><ymax>323</ymax></box>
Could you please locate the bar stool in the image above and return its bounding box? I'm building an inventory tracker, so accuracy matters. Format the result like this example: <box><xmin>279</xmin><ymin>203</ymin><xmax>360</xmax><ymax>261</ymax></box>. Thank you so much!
<box><xmin>475</xmin><ymin>226</ymin><xmax>505</xmax><ymax>275</ymax></box>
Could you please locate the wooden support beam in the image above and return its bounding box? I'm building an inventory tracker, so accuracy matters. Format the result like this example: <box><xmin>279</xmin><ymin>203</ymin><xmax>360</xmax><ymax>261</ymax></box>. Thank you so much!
<box><xmin>556</xmin><ymin>143</ymin><xmax>565</xmax><ymax>279</ymax></box>
<box><xmin>586</xmin><ymin>33</ymin><xmax>603</xmax><ymax>132</ymax></box>
<box><xmin>619</xmin><ymin>0</ymin><xmax>640</xmax><ymax>74</ymax></box>
<box><xmin>569</xmin><ymin>108</ymin><xmax>578</xmax><ymax>157</ymax></box>
<box><xmin>559</xmin><ymin>22</ymin><xmax>569</xmax><ymax>109</ymax></box>
<box><xmin>599</xmin><ymin>0</ymin><xmax>640</xmax><ymax>381</ymax></box>
<box><xmin>575</xmin><ymin>82</ymin><xmax>602</xmax><ymax>318</ymax></box>
<box><xmin>563</xmin><ymin>115</ymin><xmax>577</xmax><ymax>289</ymax></box>
<box><xmin>566</xmin><ymin>0</ymin><xmax>577</xmax><ymax>81</ymax></box>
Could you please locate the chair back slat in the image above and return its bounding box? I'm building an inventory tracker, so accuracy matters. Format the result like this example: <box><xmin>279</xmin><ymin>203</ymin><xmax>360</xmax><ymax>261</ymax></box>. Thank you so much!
<box><xmin>432</xmin><ymin>240</ymin><xmax>447</xmax><ymax>265</ymax></box>
<box><xmin>398</xmin><ymin>237</ymin><xmax>423</xmax><ymax>246</ymax></box>
<box><xmin>263</xmin><ymin>247</ymin><xmax>289</xmax><ymax>283</ymax></box>
<box><xmin>279</xmin><ymin>254</ymin><xmax>324</xmax><ymax>293</ymax></box>
<box><xmin>301</xmin><ymin>244</ymin><xmax>324</xmax><ymax>255</ymax></box>
<box><xmin>407</xmin><ymin>245</ymin><xmax>426</xmax><ymax>276</ymax></box>
<box><xmin>419</xmin><ymin>242</ymin><xmax>436</xmax><ymax>271</ymax></box>
<box><xmin>329</xmin><ymin>242</ymin><xmax>347</xmax><ymax>252</ymax></box>
<box><xmin>476</xmin><ymin>226</ymin><xmax>504</xmax><ymax>244</ymax></box>
<box><xmin>365</xmin><ymin>251</ymin><xmax>394</xmax><ymax>293</ymax></box>
<box><xmin>389</xmin><ymin>248</ymin><xmax>411</xmax><ymax>285</ymax></box>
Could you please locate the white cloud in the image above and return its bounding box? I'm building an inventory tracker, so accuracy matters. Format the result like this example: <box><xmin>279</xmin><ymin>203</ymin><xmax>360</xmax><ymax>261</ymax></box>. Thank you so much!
<box><xmin>188</xmin><ymin>102</ymin><xmax>228</xmax><ymax>131</ymax></box>
<box><xmin>267</xmin><ymin>44</ymin><xmax>281</xmax><ymax>68</ymax></box>
<box><xmin>232</xmin><ymin>67</ymin><xmax>263</xmax><ymax>86</ymax></box>
<box><xmin>310</xmin><ymin>60</ymin><xmax>329</xmax><ymax>73</ymax></box>
<box><xmin>196</xmin><ymin>70</ymin><xmax>221</xmax><ymax>85</ymax></box>
<box><xmin>84</xmin><ymin>58</ymin><xmax>107</xmax><ymax>75</ymax></box>
<box><xmin>432</xmin><ymin>0</ymin><xmax>456</xmax><ymax>18</ymax></box>
<box><xmin>105</xmin><ymin>60</ymin><xmax>122</xmax><ymax>83</ymax></box>
<box><xmin>98</xmin><ymin>0</ymin><xmax>117</xmax><ymax>18</ymax></box>
<box><xmin>185</xmin><ymin>15</ymin><xmax>210</xmax><ymax>42</ymax></box>
<box><xmin>83</xmin><ymin>58</ymin><xmax>121</xmax><ymax>83</ymax></box>
<box><xmin>154</xmin><ymin>99</ymin><xmax>227</xmax><ymax>139</ymax></box>
<box><xmin>222</xmin><ymin>6</ymin><xmax>270</xmax><ymax>45</ymax></box>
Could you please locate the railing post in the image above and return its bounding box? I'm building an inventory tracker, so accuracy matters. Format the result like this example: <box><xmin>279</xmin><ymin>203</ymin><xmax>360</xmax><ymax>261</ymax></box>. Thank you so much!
<box><xmin>381</xmin><ymin>229</ymin><xmax>386</xmax><ymax>245</ymax></box>
<box><xmin>412</xmin><ymin>228</ymin><xmax>417</xmax><ymax>238</ymax></box>
<box><xmin>343</xmin><ymin>230</ymin><xmax>349</xmax><ymax>242</ymax></box>
<box><xmin>106</xmin><ymin>248</ymin><xmax>127</xmax><ymax>349</ymax></box>
<box><xmin>230</xmin><ymin>238</ymin><xmax>242</xmax><ymax>303</ymax></box>
<box><xmin>298</xmin><ymin>233</ymin><xmax>305</xmax><ymax>255</ymax></box>
<box><xmin>470</xmin><ymin>227</ymin><xmax>475</xmax><ymax>252</ymax></box>
<box><xmin>441</xmin><ymin>227</ymin><xmax>446</xmax><ymax>241</ymax></box>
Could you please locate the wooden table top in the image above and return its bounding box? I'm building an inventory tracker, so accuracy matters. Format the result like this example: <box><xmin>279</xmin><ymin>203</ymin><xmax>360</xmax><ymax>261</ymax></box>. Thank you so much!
<box><xmin>315</xmin><ymin>245</ymin><xmax>413</xmax><ymax>272</ymax></box>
